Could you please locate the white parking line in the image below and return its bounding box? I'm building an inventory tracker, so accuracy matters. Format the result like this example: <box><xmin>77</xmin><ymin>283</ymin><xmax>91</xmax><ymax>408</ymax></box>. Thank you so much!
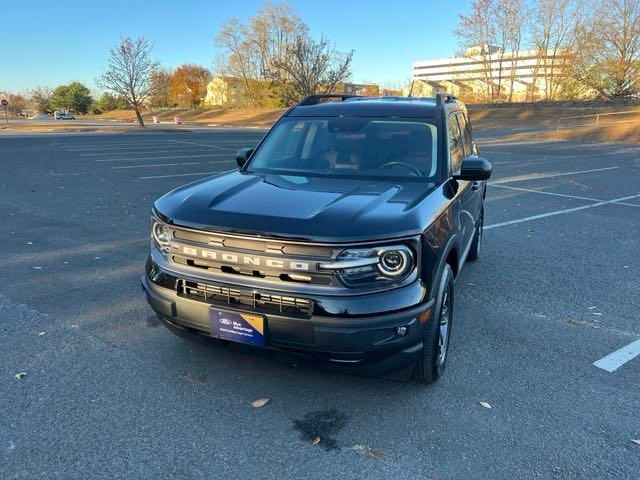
<box><xmin>112</xmin><ymin>162</ymin><xmax>202</xmax><ymax>169</ymax></box>
<box><xmin>491</xmin><ymin>184</ymin><xmax>640</xmax><ymax>208</ymax></box>
<box><xmin>490</xmin><ymin>184</ymin><xmax>601</xmax><ymax>202</ymax></box>
<box><xmin>96</xmin><ymin>154</ymin><xmax>228</xmax><ymax>162</ymax></box>
<box><xmin>80</xmin><ymin>147</ymin><xmax>206</xmax><ymax>156</ymax></box>
<box><xmin>55</xmin><ymin>141</ymin><xmax>174</xmax><ymax>148</ymax></box>
<box><xmin>169</xmin><ymin>140</ymin><xmax>232</xmax><ymax>150</ymax></box>
<box><xmin>65</xmin><ymin>142</ymin><xmax>173</xmax><ymax>151</ymax></box>
<box><xmin>139</xmin><ymin>169</ymin><xmax>233</xmax><ymax>180</ymax></box>
<box><xmin>73</xmin><ymin>145</ymin><xmax>191</xmax><ymax>157</ymax></box>
<box><xmin>593</xmin><ymin>339</ymin><xmax>640</xmax><ymax>372</ymax></box>
<box><xmin>491</xmin><ymin>166</ymin><xmax>619</xmax><ymax>184</ymax></box>
<box><xmin>484</xmin><ymin>193</ymin><xmax>640</xmax><ymax>229</ymax></box>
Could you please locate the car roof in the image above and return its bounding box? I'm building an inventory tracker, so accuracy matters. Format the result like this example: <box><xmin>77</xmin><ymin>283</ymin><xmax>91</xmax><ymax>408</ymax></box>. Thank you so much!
<box><xmin>287</xmin><ymin>96</ymin><xmax>463</xmax><ymax>119</ymax></box>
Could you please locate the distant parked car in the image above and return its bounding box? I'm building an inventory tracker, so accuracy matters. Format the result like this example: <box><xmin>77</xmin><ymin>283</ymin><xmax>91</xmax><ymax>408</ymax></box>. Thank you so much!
<box><xmin>54</xmin><ymin>111</ymin><xmax>75</xmax><ymax>120</ymax></box>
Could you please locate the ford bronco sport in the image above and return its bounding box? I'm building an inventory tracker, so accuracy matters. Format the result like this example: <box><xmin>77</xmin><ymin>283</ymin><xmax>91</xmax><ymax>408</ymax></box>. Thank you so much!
<box><xmin>142</xmin><ymin>93</ymin><xmax>492</xmax><ymax>383</ymax></box>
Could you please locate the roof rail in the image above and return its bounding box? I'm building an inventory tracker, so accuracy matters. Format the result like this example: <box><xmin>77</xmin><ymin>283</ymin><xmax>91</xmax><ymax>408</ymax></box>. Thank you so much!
<box><xmin>298</xmin><ymin>94</ymin><xmax>362</xmax><ymax>106</ymax></box>
<box><xmin>435</xmin><ymin>92</ymin><xmax>458</xmax><ymax>107</ymax></box>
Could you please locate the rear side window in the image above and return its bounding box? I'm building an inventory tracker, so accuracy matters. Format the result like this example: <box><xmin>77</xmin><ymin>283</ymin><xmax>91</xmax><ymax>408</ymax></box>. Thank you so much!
<box><xmin>456</xmin><ymin>112</ymin><xmax>473</xmax><ymax>156</ymax></box>
<box><xmin>448</xmin><ymin>114</ymin><xmax>464</xmax><ymax>174</ymax></box>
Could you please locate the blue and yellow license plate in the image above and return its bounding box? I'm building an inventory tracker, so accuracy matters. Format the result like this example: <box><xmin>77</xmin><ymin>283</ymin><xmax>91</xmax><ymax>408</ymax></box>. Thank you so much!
<box><xmin>210</xmin><ymin>308</ymin><xmax>265</xmax><ymax>347</ymax></box>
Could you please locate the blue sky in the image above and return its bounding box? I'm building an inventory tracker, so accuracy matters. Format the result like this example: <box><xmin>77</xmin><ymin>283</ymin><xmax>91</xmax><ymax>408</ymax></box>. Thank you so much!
<box><xmin>0</xmin><ymin>0</ymin><xmax>469</xmax><ymax>93</ymax></box>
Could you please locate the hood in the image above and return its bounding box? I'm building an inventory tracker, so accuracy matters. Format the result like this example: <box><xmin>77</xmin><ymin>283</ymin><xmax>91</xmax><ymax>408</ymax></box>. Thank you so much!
<box><xmin>155</xmin><ymin>171</ymin><xmax>445</xmax><ymax>243</ymax></box>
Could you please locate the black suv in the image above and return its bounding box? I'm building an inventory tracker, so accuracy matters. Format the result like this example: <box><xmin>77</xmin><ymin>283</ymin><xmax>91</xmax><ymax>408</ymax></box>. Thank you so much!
<box><xmin>142</xmin><ymin>93</ymin><xmax>491</xmax><ymax>383</ymax></box>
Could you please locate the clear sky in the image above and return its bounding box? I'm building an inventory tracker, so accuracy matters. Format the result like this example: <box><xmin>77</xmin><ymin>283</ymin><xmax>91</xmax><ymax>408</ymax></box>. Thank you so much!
<box><xmin>0</xmin><ymin>0</ymin><xmax>469</xmax><ymax>94</ymax></box>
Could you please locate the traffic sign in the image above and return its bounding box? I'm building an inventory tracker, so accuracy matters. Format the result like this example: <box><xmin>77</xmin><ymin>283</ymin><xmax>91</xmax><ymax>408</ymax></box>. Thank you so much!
<box><xmin>1</xmin><ymin>99</ymin><xmax>8</xmax><ymax>124</ymax></box>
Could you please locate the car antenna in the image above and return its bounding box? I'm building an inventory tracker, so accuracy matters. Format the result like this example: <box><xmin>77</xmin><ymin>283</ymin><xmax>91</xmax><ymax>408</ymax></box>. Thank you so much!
<box><xmin>407</xmin><ymin>80</ymin><xmax>415</xmax><ymax>98</ymax></box>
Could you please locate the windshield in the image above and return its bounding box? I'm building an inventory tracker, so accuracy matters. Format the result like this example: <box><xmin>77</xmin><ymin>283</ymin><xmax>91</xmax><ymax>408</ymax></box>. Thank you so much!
<box><xmin>248</xmin><ymin>117</ymin><xmax>439</xmax><ymax>179</ymax></box>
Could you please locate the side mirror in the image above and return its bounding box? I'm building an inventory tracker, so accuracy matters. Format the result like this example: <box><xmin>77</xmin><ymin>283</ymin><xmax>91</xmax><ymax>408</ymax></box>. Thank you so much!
<box><xmin>235</xmin><ymin>148</ymin><xmax>253</xmax><ymax>168</ymax></box>
<box><xmin>454</xmin><ymin>156</ymin><xmax>492</xmax><ymax>181</ymax></box>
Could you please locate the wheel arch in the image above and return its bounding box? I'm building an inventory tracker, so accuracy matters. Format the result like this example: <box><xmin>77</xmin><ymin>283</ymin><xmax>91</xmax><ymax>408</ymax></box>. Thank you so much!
<box><xmin>426</xmin><ymin>233</ymin><xmax>460</xmax><ymax>301</ymax></box>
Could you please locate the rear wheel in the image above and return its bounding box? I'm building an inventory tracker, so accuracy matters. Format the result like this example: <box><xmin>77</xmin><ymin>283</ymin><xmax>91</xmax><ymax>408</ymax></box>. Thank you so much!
<box><xmin>415</xmin><ymin>264</ymin><xmax>454</xmax><ymax>384</ymax></box>
<box><xmin>467</xmin><ymin>209</ymin><xmax>484</xmax><ymax>261</ymax></box>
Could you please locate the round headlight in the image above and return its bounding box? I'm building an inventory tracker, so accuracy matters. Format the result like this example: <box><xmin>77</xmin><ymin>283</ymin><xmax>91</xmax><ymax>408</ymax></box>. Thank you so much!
<box><xmin>378</xmin><ymin>247</ymin><xmax>412</xmax><ymax>277</ymax></box>
<box><xmin>153</xmin><ymin>222</ymin><xmax>171</xmax><ymax>245</ymax></box>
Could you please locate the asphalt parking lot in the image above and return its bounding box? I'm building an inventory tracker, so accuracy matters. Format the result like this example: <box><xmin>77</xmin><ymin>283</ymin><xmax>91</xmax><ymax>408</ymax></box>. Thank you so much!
<box><xmin>1</xmin><ymin>129</ymin><xmax>639</xmax><ymax>479</ymax></box>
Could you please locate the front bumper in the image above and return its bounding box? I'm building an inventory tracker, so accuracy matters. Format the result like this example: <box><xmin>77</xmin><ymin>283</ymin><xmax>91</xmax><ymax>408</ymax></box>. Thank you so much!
<box><xmin>142</xmin><ymin>260</ymin><xmax>434</xmax><ymax>375</ymax></box>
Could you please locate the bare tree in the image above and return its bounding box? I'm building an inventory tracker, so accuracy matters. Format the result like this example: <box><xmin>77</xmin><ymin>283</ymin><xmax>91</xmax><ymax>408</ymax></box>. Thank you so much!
<box><xmin>529</xmin><ymin>0</ymin><xmax>582</xmax><ymax>100</ymax></box>
<box><xmin>217</xmin><ymin>18</ymin><xmax>262</xmax><ymax>91</ymax></box>
<box><xmin>30</xmin><ymin>86</ymin><xmax>53</xmax><ymax>113</ymax></box>
<box><xmin>215</xmin><ymin>1</ymin><xmax>308</xmax><ymax>106</ymax></box>
<box><xmin>249</xmin><ymin>2</ymin><xmax>307</xmax><ymax>77</ymax></box>
<box><xmin>455</xmin><ymin>0</ymin><xmax>498</xmax><ymax>102</ymax></box>
<box><xmin>267</xmin><ymin>35</ymin><xmax>353</xmax><ymax>104</ymax></box>
<box><xmin>573</xmin><ymin>0</ymin><xmax>640</xmax><ymax>97</ymax></box>
<box><xmin>3</xmin><ymin>93</ymin><xmax>28</xmax><ymax>116</ymax></box>
<box><xmin>498</xmin><ymin>0</ymin><xmax>526</xmax><ymax>102</ymax></box>
<box><xmin>97</xmin><ymin>36</ymin><xmax>159</xmax><ymax>127</ymax></box>
<box><xmin>149</xmin><ymin>68</ymin><xmax>174</xmax><ymax>108</ymax></box>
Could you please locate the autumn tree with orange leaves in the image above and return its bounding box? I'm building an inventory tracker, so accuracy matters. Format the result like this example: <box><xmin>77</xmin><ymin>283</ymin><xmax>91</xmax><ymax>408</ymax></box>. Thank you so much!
<box><xmin>169</xmin><ymin>64</ymin><xmax>211</xmax><ymax>108</ymax></box>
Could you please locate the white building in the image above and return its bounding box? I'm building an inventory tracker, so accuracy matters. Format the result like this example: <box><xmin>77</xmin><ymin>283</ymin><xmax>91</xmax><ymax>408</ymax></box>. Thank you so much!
<box><xmin>412</xmin><ymin>48</ymin><xmax>569</xmax><ymax>101</ymax></box>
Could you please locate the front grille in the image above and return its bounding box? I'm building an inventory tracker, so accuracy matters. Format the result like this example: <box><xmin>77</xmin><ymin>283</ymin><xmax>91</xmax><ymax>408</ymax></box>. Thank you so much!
<box><xmin>170</xmin><ymin>255</ymin><xmax>333</xmax><ymax>286</ymax></box>
<box><xmin>176</xmin><ymin>279</ymin><xmax>313</xmax><ymax>318</ymax></box>
<box><xmin>167</xmin><ymin>226</ymin><xmax>342</xmax><ymax>288</ymax></box>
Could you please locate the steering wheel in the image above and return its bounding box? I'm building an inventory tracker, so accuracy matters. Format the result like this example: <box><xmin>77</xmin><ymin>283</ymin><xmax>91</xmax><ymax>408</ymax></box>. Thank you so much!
<box><xmin>379</xmin><ymin>161</ymin><xmax>423</xmax><ymax>176</ymax></box>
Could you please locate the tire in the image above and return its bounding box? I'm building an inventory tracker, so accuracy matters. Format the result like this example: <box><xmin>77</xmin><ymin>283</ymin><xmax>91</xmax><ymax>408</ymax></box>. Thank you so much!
<box><xmin>415</xmin><ymin>263</ymin><xmax>455</xmax><ymax>384</ymax></box>
<box><xmin>467</xmin><ymin>208</ymin><xmax>483</xmax><ymax>262</ymax></box>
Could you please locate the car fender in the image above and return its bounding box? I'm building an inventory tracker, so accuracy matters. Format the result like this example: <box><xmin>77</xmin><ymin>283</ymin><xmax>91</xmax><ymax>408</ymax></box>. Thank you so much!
<box><xmin>434</xmin><ymin>233</ymin><xmax>460</xmax><ymax>296</ymax></box>
<box><xmin>422</xmin><ymin>228</ymin><xmax>461</xmax><ymax>302</ymax></box>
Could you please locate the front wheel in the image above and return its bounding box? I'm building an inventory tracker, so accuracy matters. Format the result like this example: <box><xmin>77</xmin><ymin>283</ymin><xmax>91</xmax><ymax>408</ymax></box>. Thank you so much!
<box><xmin>415</xmin><ymin>264</ymin><xmax>455</xmax><ymax>384</ymax></box>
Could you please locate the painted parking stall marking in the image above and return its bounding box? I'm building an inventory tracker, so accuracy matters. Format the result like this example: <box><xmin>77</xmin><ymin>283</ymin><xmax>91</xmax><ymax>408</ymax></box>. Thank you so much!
<box><xmin>112</xmin><ymin>162</ymin><xmax>203</xmax><ymax>170</ymax></box>
<box><xmin>47</xmin><ymin>135</ymin><xmax>251</xmax><ymax>183</ymax></box>
<box><xmin>484</xmin><ymin>193</ymin><xmax>640</xmax><ymax>229</ymax></box>
<box><xmin>489</xmin><ymin>184</ymin><xmax>602</xmax><ymax>202</ymax></box>
<box><xmin>95</xmin><ymin>153</ymin><xmax>225</xmax><ymax>162</ymax></box>
<box><xmin>490</xmin><ymin>166</ymin><xmax>619</xmax><ymax>184</ymax></box>
<box><xmin>139</xmin><ymin>170</ymin><xmax>231</xmax><ymax>180</ymax></box>
<box><xmin>593</xmin><ymin>339</ymin><xmax>640</xmax><ymax>372</ymax></box>
<box><xmin>169</xmin><ymin>139</ymin><xmax>233</xmax><ymax>150</ymax></box>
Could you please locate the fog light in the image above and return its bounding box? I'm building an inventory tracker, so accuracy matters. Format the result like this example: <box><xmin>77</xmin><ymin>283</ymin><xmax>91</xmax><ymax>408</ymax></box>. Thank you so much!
<box><xmin>396</xmin><ymin>326</ymin><xmax>408</xmax><ymax>336</ymax></box>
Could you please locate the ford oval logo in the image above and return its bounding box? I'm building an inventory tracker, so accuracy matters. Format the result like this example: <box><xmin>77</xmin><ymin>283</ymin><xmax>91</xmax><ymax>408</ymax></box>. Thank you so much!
<box><xmin>219</xmin><ymin>318</ymin><xmax>233</xmax><ymax>326</ymax></box>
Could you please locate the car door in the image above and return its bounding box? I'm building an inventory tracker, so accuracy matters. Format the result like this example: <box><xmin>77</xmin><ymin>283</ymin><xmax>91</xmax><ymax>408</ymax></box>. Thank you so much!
<box><xmin>456</xmin><ymin>111</ymin><xmax>483</xmax><ymax>229</ymax></box>
<box><xmin>447</xmin><ymin>112</ymin><xmax>476</xmax><ymax>254</ymax></box>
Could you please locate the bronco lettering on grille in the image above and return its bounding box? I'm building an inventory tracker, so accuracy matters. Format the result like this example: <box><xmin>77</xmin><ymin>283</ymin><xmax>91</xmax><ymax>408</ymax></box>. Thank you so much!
<box><xmin>171</xmin><ymin>244</ymin><xmax>311</xmax><ymax>271</ymax></box>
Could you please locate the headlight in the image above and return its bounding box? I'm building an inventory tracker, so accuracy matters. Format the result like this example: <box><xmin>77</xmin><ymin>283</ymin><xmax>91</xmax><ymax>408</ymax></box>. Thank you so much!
<box><xmin>153</xmin><ymin>222</ymin><xmax>171</xmax><ymax>244</ymax></box>
<box><xmin>319</xmin><ymin>244</ymin><xmax>415</xmax><ymax>286</ymax></box>
<box><xmin>151</xmin><ymin>216</ymin><xmax>171</xmax><ymax>253</ymax></box>
<box><xmin>378</xmin><ymin>247</ymin><xmax>411</xmax><ymax>277</ymax></box>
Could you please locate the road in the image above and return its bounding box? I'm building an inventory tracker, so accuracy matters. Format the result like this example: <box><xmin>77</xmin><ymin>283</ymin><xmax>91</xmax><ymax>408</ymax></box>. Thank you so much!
<box><xmin>2</xmin><ymin>118</ymin><xmax>218</xmax><ymax>131</ymax></box>
<box><xmin>1</xmin><ymin>129</ymin><xmax>639</xmax><ymax>479</ymax></box>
